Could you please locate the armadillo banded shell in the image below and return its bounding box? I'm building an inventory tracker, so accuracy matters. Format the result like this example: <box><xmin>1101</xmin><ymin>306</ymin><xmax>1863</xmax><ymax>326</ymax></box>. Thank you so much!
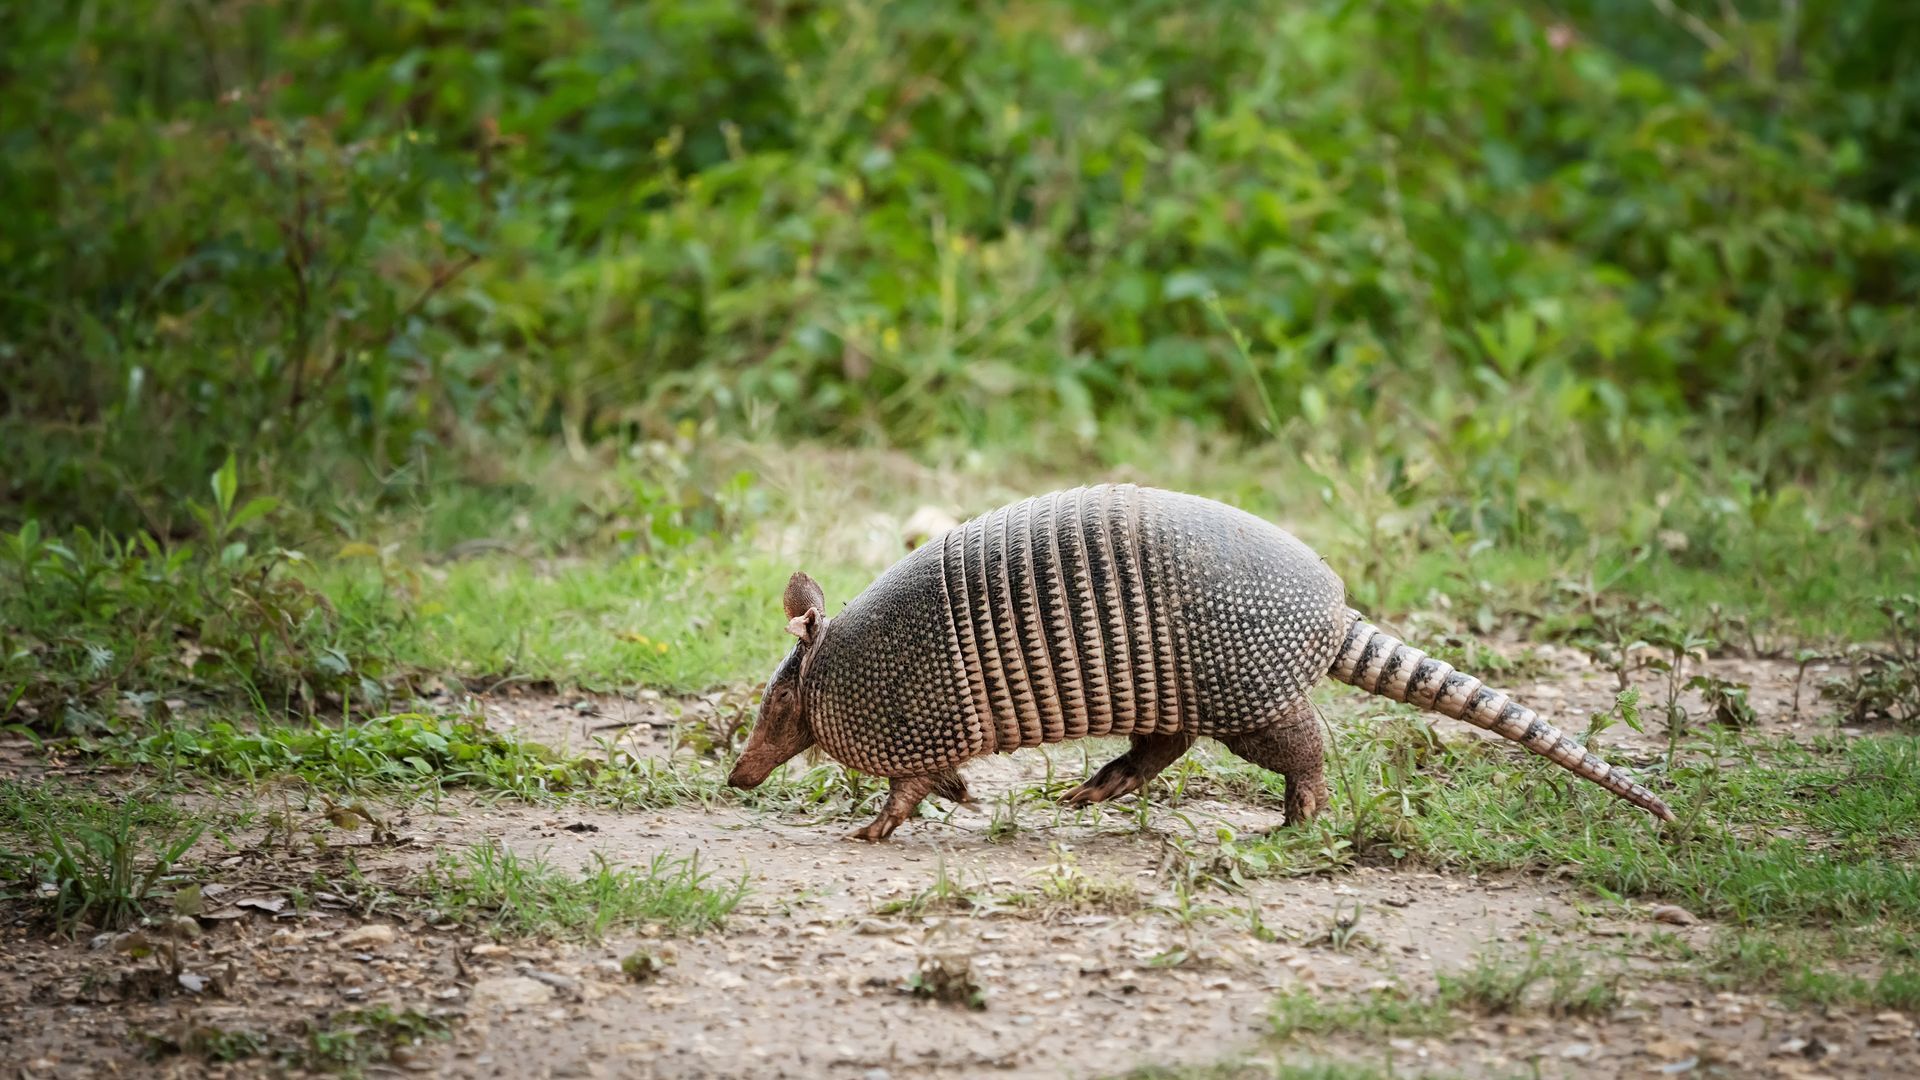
<box><xmin>805</xmin><ymin>484</ymin><xmax>1348</xmax><ymax>776</ymax></box>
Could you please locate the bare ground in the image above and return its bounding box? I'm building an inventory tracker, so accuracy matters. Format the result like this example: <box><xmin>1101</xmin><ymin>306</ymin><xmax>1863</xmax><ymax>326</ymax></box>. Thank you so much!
<box><xmin>3</xmin><ymin>649</ymin><xmax>1916</xmax><ymax>1078</ymax></box>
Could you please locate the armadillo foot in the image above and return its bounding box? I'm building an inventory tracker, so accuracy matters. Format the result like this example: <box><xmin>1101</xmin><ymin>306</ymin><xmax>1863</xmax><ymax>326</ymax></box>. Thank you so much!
<box><xmin>1283</xmin><ymin>770</ymin><xmax>1331</xmax><ymax>826</ymax></box>
<box><xmin>1219</xmin><ymin>699</ymin><xmax>1328</xmax><ymax>825</ymax></box>
<box><xmin>1063</xmin><ymin>733</ymin><xmax>1195</xmax><ymax>806</ymax></box>
<box><xmin>848</xmin><ymin>774</ymin><xmax>942</xmax><ymax>842</ymax></box>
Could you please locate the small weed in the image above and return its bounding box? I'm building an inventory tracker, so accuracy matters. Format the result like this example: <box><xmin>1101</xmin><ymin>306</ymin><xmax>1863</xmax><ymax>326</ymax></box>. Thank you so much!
<box><xmin>1303</xmin><ymin>902</ymin><xmax>1373</xmax><ymax>954</ymax></box>
<box><xmin>1822</xmin><ymin>596</ymin><xmax>1920</xmax><ymax>728</ymax></box>
<box><xmin>1689</xmin><ymin>675</ymin><xmax>1757</xmax><ymax>728</ymax></box>
<box><xmin>1582</xmin><ymin>687</ymin><xmax>1645</xmax><ymax>757</ymax></box>
<box><xmin>904</xmin><ymin>953</ymin><xmax>986</xmax><ymax>1010</ymax></box>
<box><xmin>419</xmin><ymin>841</ymin><xmax>746</xmax><ymax>941</ymax></box>
<box><xmin>874</xmin><ymin>856</ymin><xmax>987</xmax><ymax>917</ymax></box>
<box><xmin>621</xmin><ymin>948</ymin><xmax>673</xmax><ymax>983</ymax></box>
<box><xmin>1008</xmin><ymin>849</ymin><xmax>1140</xmax><ymax>915</ymax></box>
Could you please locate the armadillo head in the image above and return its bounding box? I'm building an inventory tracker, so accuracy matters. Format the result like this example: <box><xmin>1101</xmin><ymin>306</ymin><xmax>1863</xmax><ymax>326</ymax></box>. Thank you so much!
<box><xmin>727</xmin><ymin>572</ymin><xmax>825</xmax><ymax>789</ymax></box>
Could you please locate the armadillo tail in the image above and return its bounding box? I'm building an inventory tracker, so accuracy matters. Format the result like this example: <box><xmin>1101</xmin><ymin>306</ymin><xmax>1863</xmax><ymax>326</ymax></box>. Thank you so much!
<box><xmin>1329</xmin><ymin>613</ymin><xmax>1675</xmax><ymax>822</ymax></box>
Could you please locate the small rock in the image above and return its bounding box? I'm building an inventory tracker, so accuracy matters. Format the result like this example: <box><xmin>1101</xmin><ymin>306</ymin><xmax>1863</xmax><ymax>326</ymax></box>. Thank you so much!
<box><xmin>470</xmin><ymin>943</ymin><xmax>511</xmax><ymax>958</ymax></box>
<box><xmin>854</xmin><ymin>919</ymin><xmax>893</xmax><ymax>935</ymax></box>
<box><xmin>470</xmin><ymin>975</ymin><xmax>556</xmax><ymax>1010</ymax></box>
<box><xmin>337</xmin><ymin>924</ymin><xmax>397</xmax><ymax>949</ymax></box>
<box><xmin>862</xmin><ymin>1070</ymin><xmax>893</xmax><ymax>1080</ymax></box>
<box><xmin>518</xmin><ymin>966</ymin><xmax>583</xmax><ymax>998</ymax></box>
<box><xmin>1649</xmin><ymin>904</ymin><xmax>1698</xmax><ymax>926</ymax></box>
<box><xmin>1559</xmin><ymin>1043</ymin><xmax>1593</xmax><ymax>1059</ymax></box>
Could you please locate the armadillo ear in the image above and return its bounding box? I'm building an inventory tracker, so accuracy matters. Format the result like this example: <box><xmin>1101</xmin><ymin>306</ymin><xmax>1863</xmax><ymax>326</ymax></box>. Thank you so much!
<box><xmin>783</xmin><ymin>572</ymin><xmax>825</xmax><ymax>621</ymax></box>
<box><xmin>785</xmin><ymin>608</ymin><xmax>821</xmax><ymax>645</ymax></box>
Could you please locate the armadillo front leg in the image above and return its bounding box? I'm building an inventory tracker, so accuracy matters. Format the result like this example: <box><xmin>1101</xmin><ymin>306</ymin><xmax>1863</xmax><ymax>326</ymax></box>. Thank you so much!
<box><xmin>849</xmin><ymin>774</ymin><xmax>944</xmax><ymax>842</ymax></box>
<box><xmin>1062</xmin><ymin>732</ymin><xmax>1197</xmax><ymax>806</ymax></box>
<box><xmin>1218</xmin><ymin>698</ymin><xmax>1328</xmax><ymax>825</ymax></box>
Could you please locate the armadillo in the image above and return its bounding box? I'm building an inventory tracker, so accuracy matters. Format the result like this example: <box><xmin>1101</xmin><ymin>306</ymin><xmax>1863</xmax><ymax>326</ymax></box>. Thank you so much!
<box><xmin>727</xmin><ymin>483</ymin><xmax>1674</xmax><ymax>840</ymax></box>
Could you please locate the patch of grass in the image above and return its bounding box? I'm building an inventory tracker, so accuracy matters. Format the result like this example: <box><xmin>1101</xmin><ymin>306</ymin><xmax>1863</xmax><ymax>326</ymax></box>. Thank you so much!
<box><xmin>299</xmin><ymin>1006</ymin><xmax>450</xmax><ymax>1074</ymax></box>
<box><xmin>1116</xmin><ymin>1060</ymin><xmax>1396</xmax><ymax>1080</ymax></box>
<box><xmin>419</xmin><ymin>840</ymin><xmax>746</xmax><ymax>941</ymax></box>
<box><xmin>92</xmin><ymin>710</ymin><xmax>591</xmax><ymax>797</ymax></box>
<box><xmin>1269</xmin><ymin>944</ymin><xmax>1616</xmax><ymax>1049</ymax></box>
<box><xmin>0</xmin><ymin>460</ymin><xmax>400</xmax><ymax>730</ymax></box>
<box><xmin>0</xmin><ymin>780</ymin><xmax>207</xmax><ymax>933</ymax></box>
<box><xmin>1214</xmin><ymin>717</ymin><xmax>1920</xmax><ymax>931</ymax></box>
<box><xmin>876</xmin><ymin>853</ymin><xmax>1140</xmax><ymax>920</ymax></box>
<box><xmin>1424</xmin><ymin>640</ymin><xmax>1552</xmax><ymax>685</ymax></box>
<box><xmin>81</xmin><ymin>698</ymin><xmax>895</xmax><ymax>828</ymax></box>
<box><xmin>1005</xmin><ymin>857</ymin><xmax>1141</xmax><ymax>916</ymax></box>
<box><xmin>1690</xmin><ymin>929</ymin><xmax>1920</xmax><ymax>1011</ymax></box>
<box><xmin>1436</xmin><ymin>944</ymin><xmax>1620</xmax><ymax>1019</ymax></box>
<box><xmin>142</xmin><ymin>1024</ymin><xmax>270</xmax><ymax>1064</ymax></box>
<box><xmin>1269</xmin><ymin>986</ymin><xmax>1456</xmax><ymax>1039</ymax></box>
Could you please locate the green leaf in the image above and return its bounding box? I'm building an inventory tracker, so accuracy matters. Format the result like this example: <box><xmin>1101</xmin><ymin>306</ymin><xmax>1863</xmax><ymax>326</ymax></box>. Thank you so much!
<box><xmin>211</xmin><ymin>454</ymin><xmax>239</xmax><ymax>521</ymax></box>
<box><xmin>226</xmin><ymin>496</ymin><xmax>280</xmax><ymax>533</ymax></box>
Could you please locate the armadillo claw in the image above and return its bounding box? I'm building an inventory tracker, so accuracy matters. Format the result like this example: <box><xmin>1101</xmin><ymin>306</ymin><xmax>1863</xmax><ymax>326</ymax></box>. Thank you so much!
<box><xmin>1062</xmin><ymin>774</ymin><xmax>1141</xmax><ymax>806</ymax></box>
<box><xmin>848</xmin><ymin>818</ymin><xmax>897</xmax><ymax>842</ymax></box>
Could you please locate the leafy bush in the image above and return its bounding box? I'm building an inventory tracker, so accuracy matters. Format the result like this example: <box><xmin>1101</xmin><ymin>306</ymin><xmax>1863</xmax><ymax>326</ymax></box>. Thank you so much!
<box><xmin>0</xmin><ymin>458</ymin><xmax>396</xmax><ymax>728</ymax></box>
<box><xmin>3</xmin><ymin>0</ymin><xmax>1917</xmax><ymax>531</ymax></box>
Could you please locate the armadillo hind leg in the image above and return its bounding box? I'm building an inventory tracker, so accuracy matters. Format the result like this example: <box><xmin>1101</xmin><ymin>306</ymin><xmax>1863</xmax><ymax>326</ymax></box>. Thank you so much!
<box><xmin>849</xmin><ymin>774</ymin><xmax>945</xmax><ymax>842</ymax></box>
<box><xmin>1062</xmin><ymin>732</ymin><xmax>1197</xmax><ymax>806</ymax></box>
<box><xmin>1217</xmin><ymin>697</ymin><xmax>1328</xmax><ymax>825</ymax></box>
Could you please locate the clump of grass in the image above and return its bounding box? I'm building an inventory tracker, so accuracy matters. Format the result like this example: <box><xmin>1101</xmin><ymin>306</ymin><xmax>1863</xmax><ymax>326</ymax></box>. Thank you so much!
<box><xmin>1697</xmin><ymin>929</ymin><xmax>1920</xmax><ymax>1010</ymax></box>
<box><xmin>874</xmin><ymin>857</ymin><xmax>986</xmax><ymax>917</ymax></box>
<box><xmin>1000</xmin><ymin>851</ymin><xmax>1140</xmax><ymax>916</ymax></box>
<box><xmin>419</xmin><ymin>841</ymin><xmax>746</xmax><ymax>941</ymax></box>
<box><xmin>0</xmin><ymin>780</ymin><xmax>206</xmax><ymax>933</ymax></box>
<box><xmin>1436</xmin><ymin>944</ymin><xmax>1619</xmax><ymax>1018</ymax></box>
<box><xmin>142</xmin><ymin>1024</ymin><xmax>270</xmax><ymax>1064</ymax></box>
<box><xmin>1270</xmin><ymin>943</ymin><xmax>1617</xmax><ymax>1045</ymax></box>
<box><xmin>299</xmin><ymin>1006</ymin><xmax>450</xmax><ymax>1073</ymax></box>
<box><xmin>1269</xmin><ymin>986</ymin><xmax>1455</xmax><ymax>1039</ymax></box>
<box><xmin>143</xmin><ymin>1006</ymin><xmax>450</xmax><ymax>1070</ymax></box>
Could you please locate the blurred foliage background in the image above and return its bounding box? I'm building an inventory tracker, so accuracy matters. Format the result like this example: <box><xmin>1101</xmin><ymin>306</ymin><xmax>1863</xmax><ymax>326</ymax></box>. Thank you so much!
<box><xmin>2</xmin><ymin>0</ymin><xmax>1916</xmax><ymax>532</ymax></box>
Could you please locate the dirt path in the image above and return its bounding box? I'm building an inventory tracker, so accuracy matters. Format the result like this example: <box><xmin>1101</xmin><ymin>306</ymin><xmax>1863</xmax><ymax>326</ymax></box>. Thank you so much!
<box><xmin>3</xmin><ymin>650</ymin><xmax>1915</xmax><ymax>1077</ymax></box>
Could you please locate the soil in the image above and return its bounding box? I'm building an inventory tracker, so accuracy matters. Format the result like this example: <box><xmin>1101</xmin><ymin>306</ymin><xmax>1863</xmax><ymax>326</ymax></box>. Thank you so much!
<box><xmin>2</xmin><ymin>648</ymin><xmax>1915</xmax><ymax>1078</ymax></box>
